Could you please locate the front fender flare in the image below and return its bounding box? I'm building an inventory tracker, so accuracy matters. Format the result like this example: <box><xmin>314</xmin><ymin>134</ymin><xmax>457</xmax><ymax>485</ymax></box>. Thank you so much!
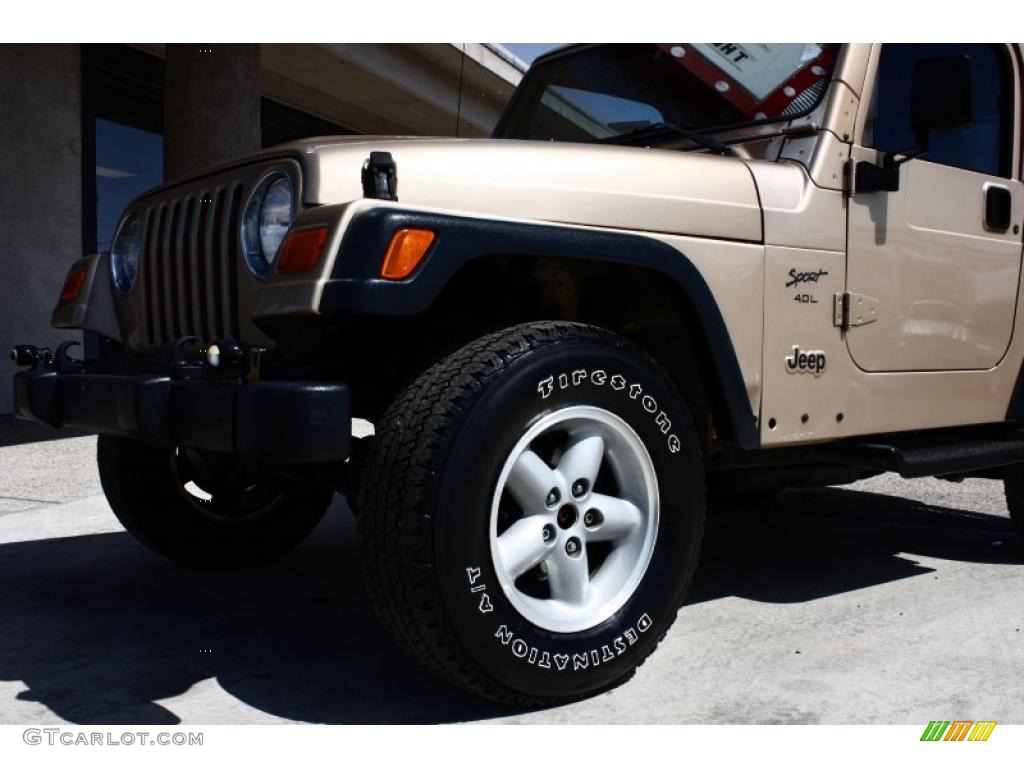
<box><xmin>319</xmin><ymin>208</ymin><xmax>758</xmax><ymax>449</ymax></box>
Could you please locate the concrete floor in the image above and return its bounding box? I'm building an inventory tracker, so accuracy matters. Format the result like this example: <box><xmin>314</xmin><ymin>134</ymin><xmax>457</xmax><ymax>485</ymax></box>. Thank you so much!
<box><xmin>0</xmin><ymin>428</ymin><xmax>1021</xmax><ymax>725</ymax></box>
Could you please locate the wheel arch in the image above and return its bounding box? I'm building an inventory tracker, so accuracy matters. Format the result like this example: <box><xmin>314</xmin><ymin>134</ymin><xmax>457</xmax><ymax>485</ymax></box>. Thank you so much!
<box><xmin>318</xmin><ymin>209</ymin><xmax>759</xmax><ymax>450</ymax></box>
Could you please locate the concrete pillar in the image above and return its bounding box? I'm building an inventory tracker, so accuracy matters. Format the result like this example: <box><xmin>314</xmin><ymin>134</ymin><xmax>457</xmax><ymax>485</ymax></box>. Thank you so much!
<box><xmin>0</xmin><ymin>44</ymin><xmax>81</xmax><ymax>414</ymax></box>
<box><xmin>164</xmin><ymin>44</ymin><xmax>262</xmax><ymax>179</ymax></box>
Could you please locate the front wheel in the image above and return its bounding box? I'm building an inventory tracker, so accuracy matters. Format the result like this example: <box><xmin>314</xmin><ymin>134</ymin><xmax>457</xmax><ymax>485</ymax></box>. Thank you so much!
<box><xmin>357</xmin><ymin>321</ymin><xmax>705</xmax><ymax>706</ymax></box>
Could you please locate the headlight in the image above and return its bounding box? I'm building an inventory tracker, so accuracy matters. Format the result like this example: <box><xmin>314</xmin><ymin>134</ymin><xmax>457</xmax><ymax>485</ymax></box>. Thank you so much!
<box><xmin>110</xmin><ymin>213</ymin><xmax>141</xmax><ymax>293</ymax></box>
<box><xmin>241</xmin><ymin>171</ymin><xmax>294</xmax><ymax>277</ymax></box>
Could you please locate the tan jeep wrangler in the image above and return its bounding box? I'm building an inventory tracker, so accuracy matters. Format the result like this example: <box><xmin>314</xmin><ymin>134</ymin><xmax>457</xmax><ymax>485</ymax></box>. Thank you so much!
<box><xmin>11</xmin><ymin>43</ymin><xmax>1024</xmax><ymax>706</ymax></box>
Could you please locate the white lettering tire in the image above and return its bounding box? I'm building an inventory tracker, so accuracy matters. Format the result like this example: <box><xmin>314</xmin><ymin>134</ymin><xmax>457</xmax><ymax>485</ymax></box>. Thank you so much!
<box><xmin>356</xmin><ymin>322</ymin><xmax>705</xmax><ymax>706</ymax></box>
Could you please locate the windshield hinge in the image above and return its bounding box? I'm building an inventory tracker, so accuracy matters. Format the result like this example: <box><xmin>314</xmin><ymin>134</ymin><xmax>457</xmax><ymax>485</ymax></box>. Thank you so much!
<box><xmin>781</xmin><ymin>121</ymin><xmax>819</xmax><ymax>139</ymax></box>
<box><xmin>843</xmin><ymin>157</ymin><xmax>856</xmax><ymax>197</ymax></box>
<box><xmin>833</xmin><ymin>291</ymin><xmax>879</xmax><ymax>330</ymax></box>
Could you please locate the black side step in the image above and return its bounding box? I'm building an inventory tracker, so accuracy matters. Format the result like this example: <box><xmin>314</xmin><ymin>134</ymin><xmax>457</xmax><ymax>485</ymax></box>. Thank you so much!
<box><xmin>839</xmin><ymin>435</ymin><xmax>1024</xmax><ymax>479</ymax></box>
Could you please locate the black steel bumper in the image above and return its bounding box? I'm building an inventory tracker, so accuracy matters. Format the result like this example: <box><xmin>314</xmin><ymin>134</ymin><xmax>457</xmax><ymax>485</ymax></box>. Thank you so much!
<box><xmin>13</xmin><ymin>367</ymin><xmax>351</xmax><ymax>464</ymax></box>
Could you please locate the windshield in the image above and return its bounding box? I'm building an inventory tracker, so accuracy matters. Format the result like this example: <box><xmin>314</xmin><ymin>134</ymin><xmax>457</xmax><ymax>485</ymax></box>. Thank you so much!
<box><xmin>494</xmin><ymin>43</ymin><xmax>839</xmax><ymax>143</ymax></box>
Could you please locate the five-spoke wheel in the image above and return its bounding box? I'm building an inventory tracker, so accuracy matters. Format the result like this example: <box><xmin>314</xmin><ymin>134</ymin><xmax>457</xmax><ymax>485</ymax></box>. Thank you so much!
<box><xmin>490</xmin><ymin>405</ymin><xmax>659</xmax><ymax>632</ymax></box>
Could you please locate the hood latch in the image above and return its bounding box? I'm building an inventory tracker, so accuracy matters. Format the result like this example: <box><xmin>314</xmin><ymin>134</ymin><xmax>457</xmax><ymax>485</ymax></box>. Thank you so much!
<box><xmin>361</xmin><ymin>151</ymin><xmax>398</xmax><ymax>201</ymax></box>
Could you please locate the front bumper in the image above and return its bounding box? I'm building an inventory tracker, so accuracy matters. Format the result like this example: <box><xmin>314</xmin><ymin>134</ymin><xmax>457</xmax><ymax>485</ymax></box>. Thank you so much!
<box><xmin>13</xmin><ymin>363</ymin><xmax>350</xmax><ymax>465</ymax></box>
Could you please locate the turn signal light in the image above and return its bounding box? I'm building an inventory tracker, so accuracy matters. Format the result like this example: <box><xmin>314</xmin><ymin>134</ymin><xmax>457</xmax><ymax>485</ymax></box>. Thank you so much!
<box><xmin>277</xmin><ymin>227</ymin><xmax>329</xmax><ymax>274</ymax></box>
<box><xmin>381</xmin><ymin>228</ymin><xmax>435</xmax><ymax>280</ymax></box>
<box><xmin>60</xmin><ymin>266</ymin><xmax>88</xmax><ymax>301</ymax></box>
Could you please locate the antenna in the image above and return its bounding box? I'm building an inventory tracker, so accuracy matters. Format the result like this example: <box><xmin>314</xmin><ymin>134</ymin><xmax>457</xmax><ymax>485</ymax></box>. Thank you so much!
<box><xmin>455</xmin><ymin>43</ymin><xmax>466</xmax><ymax>137</ymax></box>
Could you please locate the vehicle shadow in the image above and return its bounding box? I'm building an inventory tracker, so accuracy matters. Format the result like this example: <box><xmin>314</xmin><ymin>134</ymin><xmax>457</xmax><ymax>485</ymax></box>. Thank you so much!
<box><xmin>0</xmin><ymin>486</ymin><xmax>1020</xmax><ymax>724</ymax></box>
<box><xmin>0</xmin><ymin>415</ymin><xmax>90</xmax><ymax>448</ymax></box>
<box><xmin>693</xmin><ymin>486</ymin><xmax>1021</xmax><ymax>604</ymax></box>
<box><xmin>0</xmin><ymin>499</ymin><xmax>515</xmax><ymax>725</ymax></box>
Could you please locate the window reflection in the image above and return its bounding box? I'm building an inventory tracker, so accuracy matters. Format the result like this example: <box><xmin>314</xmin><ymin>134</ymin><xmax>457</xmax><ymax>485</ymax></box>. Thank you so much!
<box><xmin>95</xmin><ymin>118</ymin><xmax>163</xmax><ymax>251</ymax></box>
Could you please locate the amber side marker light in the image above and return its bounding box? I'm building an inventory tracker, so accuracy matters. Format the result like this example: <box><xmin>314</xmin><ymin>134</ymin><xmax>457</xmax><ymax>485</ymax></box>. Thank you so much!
<box><xmin>60</xmin><ymin>266</ymin><xmax>88</xmax><ymax>301</ymax></box>
<box><xmin>277</xmin><ymin>227</ymin><xmax>329</xmax><ymax>274</ymax></box>
<box><xmin>381</xmin><ymin>228</ymin><xmax>436</xmax><ymax>280</ymax></box>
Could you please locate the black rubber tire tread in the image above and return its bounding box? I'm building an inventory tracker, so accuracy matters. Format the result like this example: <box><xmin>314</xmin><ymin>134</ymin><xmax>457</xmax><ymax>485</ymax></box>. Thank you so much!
<box><xmin>97</xmin><ymin>435</ymin><xmax>333</xmax><ymax>567</ymax></box>
<box><xmin>356</xmin><ymin>321</ymin><xmax>705</xmax><ymax>707</ymax></box>
<box><xmin>1003</xmin><ymin>465</ymin><xmax>1024</xmax><ymax>545</ymax></box>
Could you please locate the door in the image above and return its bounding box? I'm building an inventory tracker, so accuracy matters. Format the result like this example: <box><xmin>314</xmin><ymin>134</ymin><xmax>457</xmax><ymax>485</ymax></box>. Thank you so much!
<box><xmin>846</xmin><ymin>43</ymin><xmax>1024</xmax><ymax>372</ymax></box>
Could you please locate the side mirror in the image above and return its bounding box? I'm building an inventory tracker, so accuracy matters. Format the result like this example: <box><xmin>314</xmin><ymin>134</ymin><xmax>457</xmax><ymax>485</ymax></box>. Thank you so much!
<box><xmin>910</xmin><ymin>55</ymin><xmax>973</xmax><ymax>136</ymax></box>
<box><xmin>853</xmin><ymin>54</ymin><xmax>974</xmax><ymax>195</ymax></box>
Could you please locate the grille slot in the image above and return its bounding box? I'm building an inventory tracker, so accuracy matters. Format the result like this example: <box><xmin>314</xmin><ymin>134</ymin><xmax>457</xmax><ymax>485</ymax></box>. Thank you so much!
<box><xmin>142</xmin><ymin>207</ymin><xmax>158</xmax><ymax>344</ymax></box>
<box><xmin>140</xmin><ymin>183</ymin><xmax>244</xmax><ymax>346</ymax></box>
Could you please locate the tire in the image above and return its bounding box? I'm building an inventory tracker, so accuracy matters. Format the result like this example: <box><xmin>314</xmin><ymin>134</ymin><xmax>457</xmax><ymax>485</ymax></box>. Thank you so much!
<box><xmin>97</xmin><ymin>435</ymin><xmax>333</xmax><ymax>567</ymax></box>
<box><xmin>1003</xmin><ymin>465</ymin><xmax>1024</xmax><ymax>545</ymax></box>
<box><xmin>357</xmin><ymin>321</ymin><xmax>705</xmax><ymax>706</ymax></box>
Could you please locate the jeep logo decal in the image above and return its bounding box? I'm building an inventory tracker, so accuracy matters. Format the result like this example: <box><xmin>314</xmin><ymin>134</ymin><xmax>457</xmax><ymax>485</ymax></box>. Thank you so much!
<box><xmin>785</xmin><ymin>345</ymin><xmax>826</xmax><ymax>376</ymax></box>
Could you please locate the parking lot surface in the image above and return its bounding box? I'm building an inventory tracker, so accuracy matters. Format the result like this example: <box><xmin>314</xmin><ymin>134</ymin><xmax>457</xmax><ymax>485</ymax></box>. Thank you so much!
<box><xmin>0</xmin><ymin>427</ymin><xmax>1021</xmax><ymax>724</ymax></box>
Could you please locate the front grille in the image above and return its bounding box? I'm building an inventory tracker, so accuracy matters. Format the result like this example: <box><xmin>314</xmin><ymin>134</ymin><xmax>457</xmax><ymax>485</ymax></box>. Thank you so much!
<box><xmin>139</xmin><ymin>183</ymin><xmax>244</xmax><ymax>346</ymax></box>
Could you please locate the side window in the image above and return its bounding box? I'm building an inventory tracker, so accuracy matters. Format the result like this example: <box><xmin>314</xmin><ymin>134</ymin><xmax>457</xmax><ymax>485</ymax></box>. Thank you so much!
<box><xmin>865</xmin><ymin>44</ymin><xmax>1014</xmax><ymax>177</ymax></box>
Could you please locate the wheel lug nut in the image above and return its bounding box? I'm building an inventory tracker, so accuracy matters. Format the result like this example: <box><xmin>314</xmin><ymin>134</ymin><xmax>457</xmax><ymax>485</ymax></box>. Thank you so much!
<box><xmin>565</xmin><ymin>537</ymin><xmax>581</xmax><ymax>557</ymax></box>
<box><xmin>546</xmin><ymin>488</ymin><xmax>560</xmax><ymax>507</ymax></box>
<box><xmin>542</xmin><ymin>524</ymin><xmax>555</xmax><ymax>542</ymax></box>
<box><xmin>584</xmin><ymin>509</ymin><xmax>602</xmax><ymax>527</ymax></box>
<box><xmin>571</xmin><ymin>479</ymin><xmax>589</xmax><ymax>499</ymax></box>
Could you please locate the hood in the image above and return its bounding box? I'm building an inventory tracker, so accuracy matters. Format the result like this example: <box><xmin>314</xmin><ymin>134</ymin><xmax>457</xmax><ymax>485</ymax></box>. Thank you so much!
<box><xmin>297</xmin><ymin>136</ymin><xmax>763</xmax><ymax>243</ymax></box>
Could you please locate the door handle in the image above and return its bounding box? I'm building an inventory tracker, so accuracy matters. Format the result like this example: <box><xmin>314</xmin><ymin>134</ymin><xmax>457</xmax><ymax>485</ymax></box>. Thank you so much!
<box><xmin>985</xmin><ymin>185</ymin><xmax>1011</xmax><ymax>232</ymax></box>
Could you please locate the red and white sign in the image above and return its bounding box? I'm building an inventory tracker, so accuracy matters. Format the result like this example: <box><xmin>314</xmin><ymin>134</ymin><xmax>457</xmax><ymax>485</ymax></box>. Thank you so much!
<box><xmin>658</xmin><ymin>43</ymin><xmax>837</xmax><ymax>119</ymax></box>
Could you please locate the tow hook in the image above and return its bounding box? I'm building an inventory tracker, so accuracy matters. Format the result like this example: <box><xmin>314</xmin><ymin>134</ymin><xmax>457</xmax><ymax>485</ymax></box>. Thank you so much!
<box><xmin>54</xmin><ymin>341</ymin><xmax>83</xmax><ymax>372</ymax></box>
